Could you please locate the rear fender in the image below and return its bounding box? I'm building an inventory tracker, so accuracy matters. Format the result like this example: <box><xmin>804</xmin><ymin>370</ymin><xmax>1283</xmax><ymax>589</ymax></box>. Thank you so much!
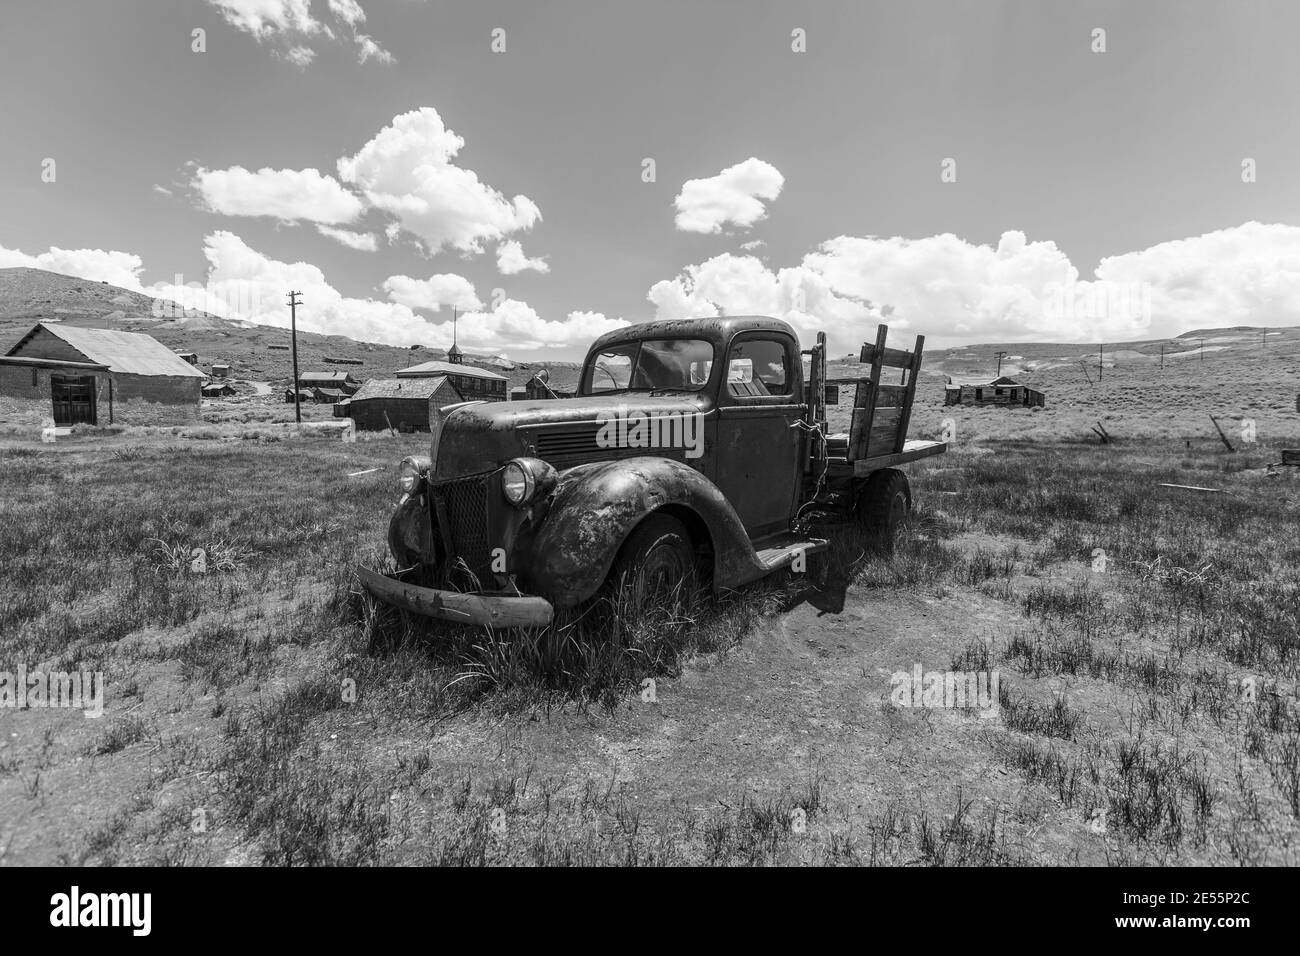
<box><xmin>525</xmin><ymin>457</ymin><xmax>767</xmax><ymax>606</ymax></box>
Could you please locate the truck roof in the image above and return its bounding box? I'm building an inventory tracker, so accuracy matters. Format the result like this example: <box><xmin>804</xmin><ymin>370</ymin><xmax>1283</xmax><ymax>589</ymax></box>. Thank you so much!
<box><xmin>588</xmin><ymin>315</ymin><xmax>797</xmax><ymax>354</ymax></box>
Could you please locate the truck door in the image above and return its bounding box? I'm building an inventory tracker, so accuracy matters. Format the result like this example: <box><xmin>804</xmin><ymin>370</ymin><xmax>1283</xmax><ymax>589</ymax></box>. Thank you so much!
<box><xmin>714</xmin><ymin>332</ymin><xmax>804</xmax><ymax>538</ymax></box>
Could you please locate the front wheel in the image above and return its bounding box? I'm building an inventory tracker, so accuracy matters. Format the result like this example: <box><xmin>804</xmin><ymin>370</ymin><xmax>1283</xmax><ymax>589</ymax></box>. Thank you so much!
<box><xmin>856</xmin><ymin>468</ymin><xmax>910</xmax><ymax>551</ymax></box>
<box><xmin>608</xmin><ymin>513</ymin><xmax>697</xmax><ymax>613</ymax></box>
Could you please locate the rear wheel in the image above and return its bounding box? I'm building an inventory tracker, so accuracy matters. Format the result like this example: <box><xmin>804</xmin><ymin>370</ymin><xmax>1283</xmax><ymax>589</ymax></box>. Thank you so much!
<box><xmin>609</xmin><ymin>513</ymin><xmax>697</xmax><ymax>613</ymax></box>
<box><xmin>856</xmin><ymin>468</ymin><xmax>910</xmax><ymax>551</ymax></box>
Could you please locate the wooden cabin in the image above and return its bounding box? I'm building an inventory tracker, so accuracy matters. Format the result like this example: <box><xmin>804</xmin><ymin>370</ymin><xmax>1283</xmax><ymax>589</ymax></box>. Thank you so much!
<box><xmin>945</xmin><ymin>375</ymin><xmax>1045</xmax><ymax>408</ymax></box>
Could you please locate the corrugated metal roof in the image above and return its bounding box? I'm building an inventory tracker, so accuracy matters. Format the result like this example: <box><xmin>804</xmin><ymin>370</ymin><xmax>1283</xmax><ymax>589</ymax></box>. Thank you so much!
<box><xmin>397</xmin><ymin>360</ymin><xmax>507</xmax><ymax>381</ymax></box>
<box><xmin>8</xmin><ymin>323</ymin><xmax>205</xmax><ymax>377</ymax></box>
<box><xmin>299</xmin><ymin>371</ymin><xmax>354</xmax><ymax>384</ymax></box>
<box><xmin>350</xmin><ymin>376</ymin><xmax>460</xmax><ymax>401</ymax></box>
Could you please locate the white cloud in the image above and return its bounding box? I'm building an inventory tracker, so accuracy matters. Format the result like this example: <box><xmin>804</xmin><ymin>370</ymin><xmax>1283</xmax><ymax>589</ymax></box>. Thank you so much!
<box><xmin>0</xmin><ymin>233</ymin><xmax>616</xmax><ymax>353</ymax></box>
<box><xmin>382</xmin><ymin>274</ymin><xmax>483</xmax><ymax>312</ymax></box>
<box><xmin>649</xmin><ymin>222</ymin><xmax>1300</xmax><ymax>351</ymax></box>
<box><xmin>208</xmin><ymin>0</ymin><xmax>320</xmax><ymax>39</ymax></box>
<box><xmin>1091</xmin><ymin>221</ymin><xmax>1300</xmax><ymax>334</ymax></box>
<box><xmin>338</xmin><ymin>107</ymin><xmax>542</xmax><ymax>255</ymax></box>
<box><xmin>327</xmin><ymin>0</ymin><xmax>366</xmax><ymax>27</ymax></box>
<box><xmin>280</xmin><ymin>45</ymin><xmax>316</xmax><ymax>68</ymax></box>
<box><xmin>316</xmin><ymin>225</ymin><xmax>378</xmax><ymax>251</ymax></box>
<box><xmin>454</xmin><ymin>302</ymin><xmax>627</xmax><ymax>352</ymax></box>
<box><xmin>207</xmin><ymin>0</ymin><xmax>393</xmax><ymax>66</ymax></box>
<box><xmin>674</xmin><ymin>157</ymin><xmax>784</xmax><ymax>234</ymax></box>
<box><xmin>496</xmin><ymin>239</ymin><xmax>550</xmax><ymax>275</ymax></box>
<box><xmin>355</xmin><ymin>34</ymin><xmax>392</xmax><ymax>64</ymax></box>
<box><xmin>739</xmin><ymin>239</ymin><xmax>765</xmax><ymax>251</ymax></box>
<box><xmin>193</xmin><ymin>166</ymin><xmax>363</xmax><ymax>225</ymax></box>
<box><xmin>0</xmin><ymin>245</ymin><xmax>147</xmax><ymax>291</ymax></box>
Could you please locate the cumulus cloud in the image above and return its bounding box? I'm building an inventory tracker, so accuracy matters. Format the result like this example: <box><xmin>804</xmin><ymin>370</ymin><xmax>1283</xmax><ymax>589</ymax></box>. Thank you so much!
<box><xmin>193</xmin><ymin>166</ymin><xmax>363</xmax><ymax>224</ymax></box>
<box><xmin>453</xmin><ymin>302</ymin><xmax>627</xmax><ymax>352</ymax></box>
<box><xmin>496</xmin><ymin>239</ymin><xmax>550</xmax><ymax>275</ymax></box>
<box><xmin>674</xmin><ymin>158</ymin><xmax>784</xmax><ymax>234</ymax></box>
<box><xmin>1091</xmin><ymin>221</ymin><xmax>1300</xmax><ymax>334</ymax></box>
<box><xmin>649</xmin><ymin>222</ymin><xmax>1300</xmax><ymax>352</ymax></box>
<box><xmin>316</xmin><ymin>225</ymin><xmax>378</xmax><ymax>251</ymax></box>
<box><xmin>0</xmin><ymin>244</ymin><xmax>147</xmax><ymax>291</ymax></box>
<box><xmin>2</xmin><ymin>233</ymin><xmax>611</xmax><ymax>353</ymax></box>
<box><xmin>207</xmin><ymin>0</ymin><xmax>393</xmax><ymax>66</ymax></box>
<box><xmin>338</xmin><ymin>108</ymin><xmax>542</xmax><ymax>255</ymax></box>
<box><xmin>382</xmin><ymin>273</ymin><xmax>483</xmax><ymax>312</ymax></box>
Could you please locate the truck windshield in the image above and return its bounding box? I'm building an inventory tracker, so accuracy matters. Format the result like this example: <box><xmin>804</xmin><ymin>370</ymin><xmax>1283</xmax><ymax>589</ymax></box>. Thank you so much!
<box><xmin>582</xmin><ymin>339</ymin><xmax>714</xmax><ymax>394</ymax></box>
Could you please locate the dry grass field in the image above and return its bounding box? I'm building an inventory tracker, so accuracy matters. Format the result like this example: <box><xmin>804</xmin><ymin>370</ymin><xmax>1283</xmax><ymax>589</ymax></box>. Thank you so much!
<box><xmin>2</xmin><ymin>389</ymin><xmax>1299</xmax><ymax>863</ymax></box>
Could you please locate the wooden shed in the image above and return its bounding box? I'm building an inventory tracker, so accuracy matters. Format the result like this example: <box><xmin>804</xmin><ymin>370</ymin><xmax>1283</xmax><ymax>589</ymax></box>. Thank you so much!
<box><xmin>1</xmin><ymin>322</ymin><xmax>203</xmax><ymax>425</ymax></box>
<box><xmin>944</xmin><ymin>375</ymin><xmax>1045</xmax><ymax>408</ymax></box>
<box><xmin>298</xmin><ymin>370</ymin><xmax>359</xmax><ymax>394</ymax></box>
<box><xmin>397</xmin><ymin>360</ymin><xmax>508</xmax><ymax>402</ymax></box>
<box><xmin>345</xmin><ymin>376</ymin><xmax>464</xmax><ymax>431</ymax></box>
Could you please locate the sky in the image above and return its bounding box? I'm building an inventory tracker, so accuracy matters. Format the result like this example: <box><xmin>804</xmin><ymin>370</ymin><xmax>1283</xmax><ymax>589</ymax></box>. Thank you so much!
<box><xmin>1</xmin><ymin>0</ymin><xmax>1298</xmax><ymax>360</ymax></box>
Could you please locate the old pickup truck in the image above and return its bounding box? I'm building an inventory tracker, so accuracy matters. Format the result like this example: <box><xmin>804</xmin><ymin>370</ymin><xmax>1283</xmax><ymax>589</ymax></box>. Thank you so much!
<box><xmin>358</xmin><ymin>316</ymin><xmax>945</xmax><ymax>627</ymax></box>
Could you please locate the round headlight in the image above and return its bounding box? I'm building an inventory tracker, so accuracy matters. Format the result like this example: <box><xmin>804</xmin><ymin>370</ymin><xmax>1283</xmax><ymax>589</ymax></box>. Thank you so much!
<box><xmin>398</xmin><ymin>456</ymin><xmax>427</xmax><ymax>494</ymax></box>
<box><xmin>502</xmin><ymin>459</ymin><xmax>533</xmax><ymax>506</ymax></box>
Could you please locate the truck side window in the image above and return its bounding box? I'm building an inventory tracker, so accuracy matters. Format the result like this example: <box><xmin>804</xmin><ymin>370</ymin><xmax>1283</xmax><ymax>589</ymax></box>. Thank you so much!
<box><xmin>726</xmin><ymin>339</ymin><xmax>790</xmax><ymax>398</ymax></box>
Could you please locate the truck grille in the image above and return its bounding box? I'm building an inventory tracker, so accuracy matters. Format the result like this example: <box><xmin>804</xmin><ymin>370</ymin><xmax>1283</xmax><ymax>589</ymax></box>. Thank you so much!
<box><xmin>434</xmin><ymin>474</ymin><xmax>491</xmax><ymax>578</ymax></box>
<box><xmin>533</xmin><ymin>423</ymin><xmax>601</xmax><ymax>464</ymax></box>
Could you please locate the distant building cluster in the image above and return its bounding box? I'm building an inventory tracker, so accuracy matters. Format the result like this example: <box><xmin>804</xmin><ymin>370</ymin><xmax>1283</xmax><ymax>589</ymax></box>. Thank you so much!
<box><xmin>0</xmin><ymin>317</ymin><xmax>560</xmax><ymax>434</ymax></box>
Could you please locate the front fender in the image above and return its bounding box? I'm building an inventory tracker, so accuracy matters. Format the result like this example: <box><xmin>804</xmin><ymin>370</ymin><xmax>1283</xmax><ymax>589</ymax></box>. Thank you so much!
<box><xmin>525</xmin><ymin>457</ymin><xmax>767</xmax><ymax>607</ymax></box>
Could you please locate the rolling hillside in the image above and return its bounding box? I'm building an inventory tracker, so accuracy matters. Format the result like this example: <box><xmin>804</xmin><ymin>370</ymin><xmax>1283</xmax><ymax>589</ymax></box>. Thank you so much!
<box><xmin>0</xmin><ymin>267</ymin><xmax>579</xmax><ymax>389</ymax></box>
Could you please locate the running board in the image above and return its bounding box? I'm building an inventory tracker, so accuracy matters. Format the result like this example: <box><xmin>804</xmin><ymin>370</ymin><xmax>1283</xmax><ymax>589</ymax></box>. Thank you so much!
<box><xmin>753</xmin><ymin>533</ymin><xmax>829</xmax><ymax>572</ymax></box>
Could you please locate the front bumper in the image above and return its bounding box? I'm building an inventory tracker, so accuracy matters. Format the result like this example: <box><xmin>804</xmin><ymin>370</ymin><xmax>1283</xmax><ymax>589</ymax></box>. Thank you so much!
<box><xmin>357</xmin><ymin>565</ymin><xmax>554</xmax><ymax>628</ymax></box>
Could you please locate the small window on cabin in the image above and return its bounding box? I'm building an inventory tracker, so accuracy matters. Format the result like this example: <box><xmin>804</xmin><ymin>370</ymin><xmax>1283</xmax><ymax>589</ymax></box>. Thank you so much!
<box><xmin>976</xmin><ymin>388</ymin><xmax>984</xmax><ymax>400</ymax></box>
<box><xmin>995</xmin><ymin>388</ymin><xmax>1003</xmax><ymax>396</ymax></box>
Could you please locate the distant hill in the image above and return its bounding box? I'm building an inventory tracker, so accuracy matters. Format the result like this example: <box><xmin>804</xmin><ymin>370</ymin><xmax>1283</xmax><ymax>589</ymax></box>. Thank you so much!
<box><xmin>0</xmin><ymin>267</ymin><xmax>579</xmax><ymax>389</ymax></box>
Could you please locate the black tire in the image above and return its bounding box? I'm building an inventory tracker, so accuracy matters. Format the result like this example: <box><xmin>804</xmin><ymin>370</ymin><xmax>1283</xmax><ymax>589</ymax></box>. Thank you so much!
<box><xmin>608</xmin><ymin>513</ymin><xmax>697</xmax><ymax>613</ymax></box>
<box><xmin>856</xmin><ymin>468</ymin><xmax>910</xmax><ymax>551</ymax></box>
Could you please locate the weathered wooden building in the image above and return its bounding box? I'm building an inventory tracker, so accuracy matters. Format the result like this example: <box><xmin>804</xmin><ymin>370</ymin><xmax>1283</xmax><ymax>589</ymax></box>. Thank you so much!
<box><xmin>344</xmin><ymin>376</ymin><xmax>464</xmax><ymax>431</ymax></box>
<box><xmin>397</xmin><ymin>360</ymin><xmax>508</xmax><ymax>402</ymax></box>
<box><xmin>0</xmin><ymin>322</ymin><xmax>203</xmax><ymax>425</ymax></box>
<box><xmin>944</xmin><ymin>375</ymin><xmax>1045</xmax><ymax>408</ymax></box>
<box><xmin>298</xmin><ymin>370</ymin><xmax>360</xmax><ymax>394</ymax></box>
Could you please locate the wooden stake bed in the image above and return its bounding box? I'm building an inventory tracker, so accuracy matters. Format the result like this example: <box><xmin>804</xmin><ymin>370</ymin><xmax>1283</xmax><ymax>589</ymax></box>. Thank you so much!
<box><xmin>844</xmin><ymin>324</ymin><xmax>927</xmax><ymax>464</ymax></box>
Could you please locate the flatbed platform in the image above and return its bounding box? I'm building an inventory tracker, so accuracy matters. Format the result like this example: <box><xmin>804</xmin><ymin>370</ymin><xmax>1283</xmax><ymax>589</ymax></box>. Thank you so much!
<box><xmin>824</xmin><ymin>437</ymin><xmax>947</xmax><ymax>475</ymax></box>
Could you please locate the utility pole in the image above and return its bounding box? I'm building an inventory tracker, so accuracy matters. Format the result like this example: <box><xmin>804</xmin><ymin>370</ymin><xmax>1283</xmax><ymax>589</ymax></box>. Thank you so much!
<box><xmin>1098</xmin><ymin>343</ymin><xmax>1103</xmax><ymax>382</ymax></box>
<box><xmin>1160</xmin><ymin>343</ymin><xmax>1164</xmax><ymax>370</ymax></box>
<box><xmin>1200</xmin><ymin>338</ymin><xmax>1205</xmax><ymax>362</ymax></box>
<box><xmin>994</xmin><ymin>350</ymin><xmax>1008</xmax><ymax>376</ymax></box>
<box><xmin>287</xmin><ymin>290</ymin><xmax>303</xmax><ymax>424</ymax></box>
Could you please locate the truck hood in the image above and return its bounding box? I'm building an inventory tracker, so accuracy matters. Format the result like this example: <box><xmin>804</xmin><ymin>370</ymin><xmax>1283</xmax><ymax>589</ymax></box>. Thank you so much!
<box><xmin>431</xmin><ymin>393</ymin><xmax>710</xmax><ymax>480</ymax></box>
